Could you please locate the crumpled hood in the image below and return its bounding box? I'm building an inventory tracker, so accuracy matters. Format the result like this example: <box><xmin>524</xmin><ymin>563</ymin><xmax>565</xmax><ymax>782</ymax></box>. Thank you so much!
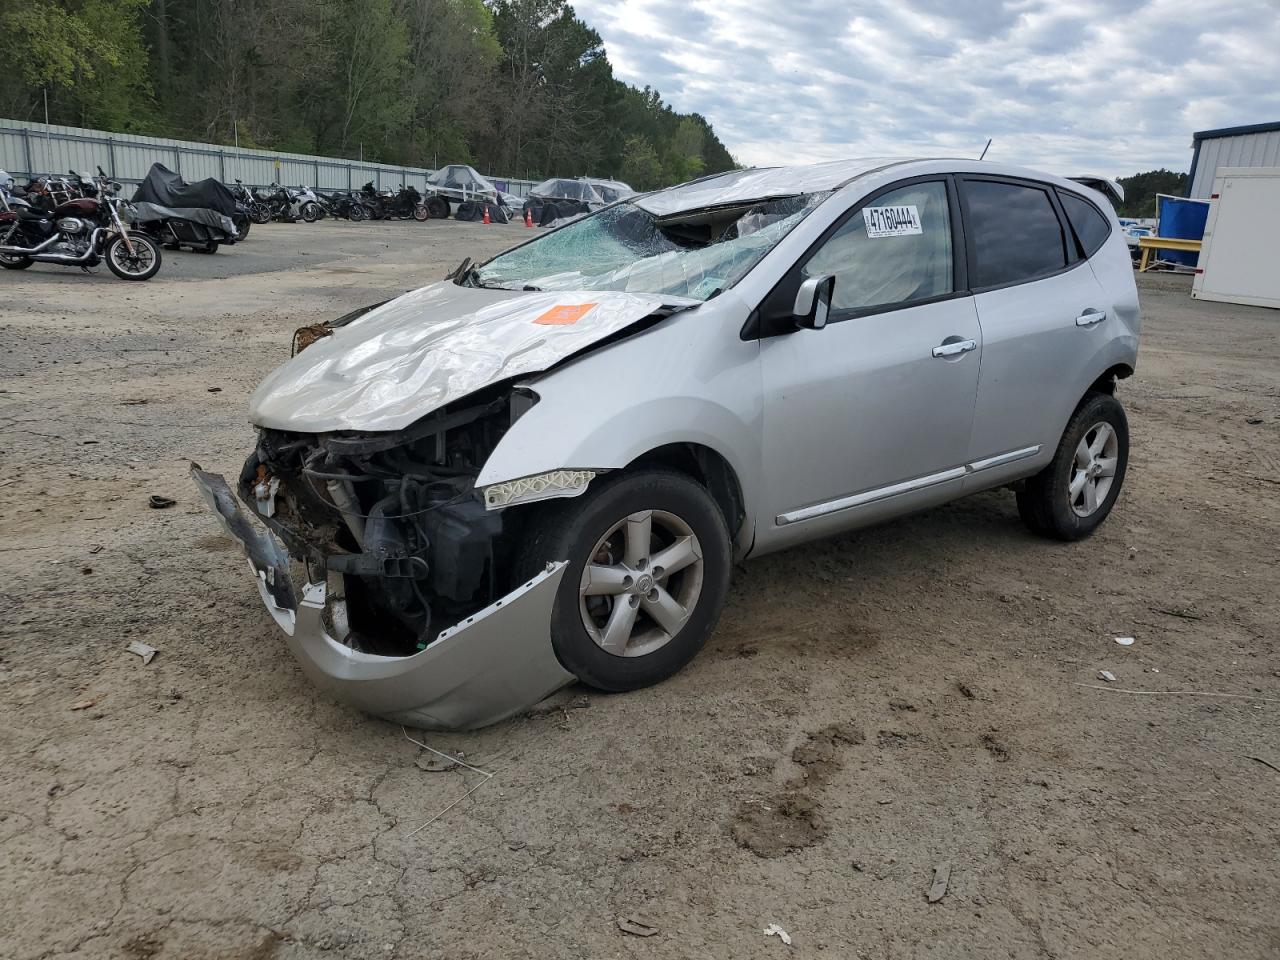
<box><xmin>250</xmin><ymin>282</ymin><xmax>695</xmax><ymax>433</ymax></box>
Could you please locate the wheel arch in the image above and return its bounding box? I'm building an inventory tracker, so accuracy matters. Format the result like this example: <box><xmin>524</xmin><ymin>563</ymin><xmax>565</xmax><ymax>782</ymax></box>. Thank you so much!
<box><xmin>1086</xmin><ymin>362</ymin><xmax>1134</xmax><ymax>397</ymax></box>
<box><xmin>624</xmin><ymin>442</ymin><xmax>748</xmax><ymax>550</ymax></box>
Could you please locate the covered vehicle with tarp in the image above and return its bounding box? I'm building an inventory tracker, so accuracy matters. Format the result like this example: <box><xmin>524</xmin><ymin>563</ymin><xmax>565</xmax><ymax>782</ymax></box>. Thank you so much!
<box><xmin>425</xmin><ymin>165</ymin><xmax>509</xmax><ymax>220</ymax></box>
<box><xmin>523</xmin><ymin>176</ymin><xmax>635</xmax><ymax>226</ymax></box>
<box><xmin>131</xmin><ymin>163</ymin><xmax>246</xmax><ymax>252</ymax></box>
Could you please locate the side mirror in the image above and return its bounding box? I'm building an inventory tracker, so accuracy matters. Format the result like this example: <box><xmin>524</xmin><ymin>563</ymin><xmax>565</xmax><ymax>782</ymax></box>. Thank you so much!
<box><xmin>793</xmin><ymin>274</ymin><xmax>835</xmax><ymax>330</ymax></box>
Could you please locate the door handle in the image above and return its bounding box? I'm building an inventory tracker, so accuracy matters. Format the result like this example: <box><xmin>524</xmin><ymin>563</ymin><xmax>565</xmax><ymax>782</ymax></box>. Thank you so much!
<box><xmin>932</xmin><ymin>339</ymin><xmax>977</xmax><ymax>358</ymax></box>
<box><xmin>1075</xmin><ymin>309</ymin><xmax>1107</xmax><ymax>327</ymax></box>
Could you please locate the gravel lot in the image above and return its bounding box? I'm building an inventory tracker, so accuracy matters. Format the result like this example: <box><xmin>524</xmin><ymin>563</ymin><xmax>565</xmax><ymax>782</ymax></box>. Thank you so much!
<box><xmin>2</xmin><ymin>221</ymin><xmax>1278</xmax><ymax>960</ymax></box>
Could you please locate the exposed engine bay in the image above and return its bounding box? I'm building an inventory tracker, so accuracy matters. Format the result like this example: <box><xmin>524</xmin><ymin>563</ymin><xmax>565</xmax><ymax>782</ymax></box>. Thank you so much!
<box><xmin>238</xmin><ymin>381</ymin><xmax>536</xmax><ymax>656</ymax></box>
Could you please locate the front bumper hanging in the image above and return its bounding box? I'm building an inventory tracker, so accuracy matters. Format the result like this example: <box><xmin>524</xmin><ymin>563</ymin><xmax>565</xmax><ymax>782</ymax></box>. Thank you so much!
<box><xmin>191</xmin><ymin>465</ymin><xmax>573</xmax><ymax>730</ymax></box>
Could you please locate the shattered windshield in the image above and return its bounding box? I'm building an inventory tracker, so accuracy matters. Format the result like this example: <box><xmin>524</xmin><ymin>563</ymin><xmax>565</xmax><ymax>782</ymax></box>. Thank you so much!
<box><xmin>471</xmin><ymin>194</ymin><xmax>830</xmax><ymax>301</ymax></box>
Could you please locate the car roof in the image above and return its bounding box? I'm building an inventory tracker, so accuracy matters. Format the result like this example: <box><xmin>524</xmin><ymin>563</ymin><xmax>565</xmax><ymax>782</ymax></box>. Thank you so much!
<box><xmin>634</xmin><ymin>157</ymin><xmax>1112</xmax><ymax>217</ymax></box>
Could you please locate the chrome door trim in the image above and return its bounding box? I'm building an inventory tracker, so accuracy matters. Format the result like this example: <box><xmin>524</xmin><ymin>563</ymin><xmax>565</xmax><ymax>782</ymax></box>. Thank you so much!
<box><xmin>776</xmin><ymin>466</ymin><xmax>967</xmax><ymax>525</ymax></box>
<box><xmin>775</xmin><ymin>445</ymin><xmax>1041</xmax><ymax>526</ymax></box>
<box><xmin>967</xmin><ymin>444</ymin><xmax>1041</xmax><ymax>473</ymax></box>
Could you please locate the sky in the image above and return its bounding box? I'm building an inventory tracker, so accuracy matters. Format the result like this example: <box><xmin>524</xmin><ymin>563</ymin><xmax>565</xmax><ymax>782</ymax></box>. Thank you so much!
<box><xmin>573</xmin><ymin>0</ymin><xmax>1280</xmax><ymax>177</ymax></box>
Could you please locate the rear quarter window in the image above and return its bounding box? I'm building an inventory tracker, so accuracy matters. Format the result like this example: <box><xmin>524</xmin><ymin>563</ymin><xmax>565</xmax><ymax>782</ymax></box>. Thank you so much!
<box><xmin>961</xmin><ymin>179</ymin><xmax>1068</xmax><ymax>289</ymax></box>
<box><xmin>1058</xmin><ymin>190</ymin><xmax>1112</xmax><ymax>258</ymax></box>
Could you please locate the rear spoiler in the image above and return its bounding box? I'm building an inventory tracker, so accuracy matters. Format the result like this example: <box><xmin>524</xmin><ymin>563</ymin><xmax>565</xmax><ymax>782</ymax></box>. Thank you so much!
<box><xmin>1066</xmin><ymin>175</ymin><xmax>1124</xmax><ymax>207</ymax></box>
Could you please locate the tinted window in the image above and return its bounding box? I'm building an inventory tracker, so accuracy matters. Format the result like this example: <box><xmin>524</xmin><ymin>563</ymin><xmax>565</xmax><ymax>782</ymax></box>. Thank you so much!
<box><xmin>802</xmin><ymin>181</ymin><xmax>953</xmax><ymax>315</ymax></box>
<box><xmin>962</xmin><ymin>180</ymin><xmax>1067</xmax><ymax>288</ymax></box>
<box><xmin>1059</xmin><ymin>191</ymin><xmax>1111</xmax><ymax>257</ymax></box>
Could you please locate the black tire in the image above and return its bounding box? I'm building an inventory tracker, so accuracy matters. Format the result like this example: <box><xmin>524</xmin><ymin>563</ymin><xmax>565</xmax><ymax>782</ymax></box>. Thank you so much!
<box><xmin>301</xmin><ymin>202</ymin><xmax>320</xmax><ymax>223</ymax></box>
<box><xmin>0</xmin><ymin>251</ymin><xmax>33</xmax><ymax>269</ymax></box>
<box><xmin>104</xmin><ymin>233</ymin><xmax>161</xmax><ymax>281</ymax></box>
<box><xmin>349</xmin><ymin>204</ymin><xmax>366</xmax><ymax>222</ymax></box>
<box><xmin>196</xmin><ymin>241</ymin><xmax>219</xmax><ymax>254</ymax></box>
<box><xmin>515</xmin><ymin>469</ymin><xmax>731</xmax><ymax>692</ymax></box>
<box><xmin>1017</xmin><ymin>392</ymin><xmax>1129</xmax><ymax>541</ymax></box>
<box><xmin>250</xmin><ymin>203</ymin><xmax>271</xmax><ymax>225</ymax></box>
<box><xmin>425</xmin><ymin>196</ymin><xmax>449</xmax><ymax>220</ymax></box>
<box><xmin>235</xmin><ymin>217</ymin><xmax>251</xmax><ymax>242</ymax></box>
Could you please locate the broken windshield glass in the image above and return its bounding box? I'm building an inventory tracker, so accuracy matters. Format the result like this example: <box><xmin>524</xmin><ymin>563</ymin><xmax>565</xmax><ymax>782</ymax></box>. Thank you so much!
<box><xmin>471</xmin><ymin>194</ymin><xmax>830</xmax><ymax>301</ymax></box>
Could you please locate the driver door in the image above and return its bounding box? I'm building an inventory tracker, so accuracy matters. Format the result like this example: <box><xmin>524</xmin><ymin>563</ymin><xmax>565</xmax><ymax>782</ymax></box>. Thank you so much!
<box><xmin>756</xmin><ymin>178</ymin><xmax>983</xmax><ymax>551</ymax></box>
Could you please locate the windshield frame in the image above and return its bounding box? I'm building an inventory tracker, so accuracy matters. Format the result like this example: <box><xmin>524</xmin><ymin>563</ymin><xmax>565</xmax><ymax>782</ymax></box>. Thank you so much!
<box><xmin>462</xmin><ymin>191</ymin><xmax>833</xmax><ymax>302</ymax></box>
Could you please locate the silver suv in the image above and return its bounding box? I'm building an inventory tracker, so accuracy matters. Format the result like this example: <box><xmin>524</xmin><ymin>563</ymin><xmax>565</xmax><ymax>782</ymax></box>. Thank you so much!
<box><xmin>194</xmin><ymin>158</ymin><xmax>1139</xmax><ymax>729</ymax></box>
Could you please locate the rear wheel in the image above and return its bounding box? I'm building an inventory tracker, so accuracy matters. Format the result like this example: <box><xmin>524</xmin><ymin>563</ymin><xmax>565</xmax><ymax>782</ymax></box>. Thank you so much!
<box><xmin>425</xmin><ymin>196</ymin><xmax>449</xmax><ymax>220</ymax></box>
<box><xmin>515</xmin><ymin>470</ymin><xmax>731</xmax><ymax>691</ymax></box>
<box><xmin>104</xmin><ymin>232</ymin><xmax>161</xmax><ymax>281</ymax></box>
<box><xmin>234</xmin><ymin>217</ymin><xmax>251</xmax><ymax>242</ymax></box>
<box><xmin>196</xmin><ymin>241</ymin><xmax>219</xmax><ymax>254</ymax></box>
<box><xmin>1017</xmin><ymin>392</ymin><xmax>1129</xmax><ymax>540</ymax></box>
<box><xmin>348</xmin><ymin>204</ymin><xmax>366</xmax><ymax>221</ymax></box>
<box><xmin>0</xmin><ymin>251</ymin><xmax>33</xmax><ymax>269</ymax></box>
<box><xmin>413</xmin><ymin>203</ymin><xmax>430</xmax><ymax>222</ymax></box>
<box><xmin>250</xmin><ymin>203</ymin><xmax>271</xmax><ymax>225</ymax></box>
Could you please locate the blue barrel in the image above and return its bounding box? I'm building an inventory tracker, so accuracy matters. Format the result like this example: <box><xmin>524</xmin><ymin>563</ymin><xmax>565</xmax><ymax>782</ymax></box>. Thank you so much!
<box><xmin>1156</xmin><ymin>194</ymin><xmax>1210</xmax><ymax>266</ymax></box>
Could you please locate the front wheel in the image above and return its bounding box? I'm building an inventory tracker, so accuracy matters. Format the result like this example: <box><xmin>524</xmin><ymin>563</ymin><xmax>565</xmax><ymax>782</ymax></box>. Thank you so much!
<box><xmin>250</xmin><ymin>203</ymin><xmax>271</xmax><ymax>225</ymax></box>
<box><xmin>105</xmin><ymin>233</ymin><xmax>161</xmax><ymax>281</ymax></box>
<box><xmin>301</xmin><ymin>202</ymin><xmax>320</xmax><ymax>223</ymax></box>
<box><xmin>234</xmin><ymin>217</ymin><xmax>251</xmax><ymax>242</ymax></box>
<box><xmin>348</xmin><ymin>204</ymin><xmax>366</xmax><ymax>222</ymax></box>
<box><xmin>412</xmin><ymin>204</ymin><xmax>430</xmax><ymax>222</ymax></box>
<box><xmin>1017</xmin><ymin>392</ymin><xmax>1129</xmax><ymax>540</ymax></box>
<box><xmin>515</xmin><ymin>470</ymin><xmax>731</xmax><ymax>691</ymax></box>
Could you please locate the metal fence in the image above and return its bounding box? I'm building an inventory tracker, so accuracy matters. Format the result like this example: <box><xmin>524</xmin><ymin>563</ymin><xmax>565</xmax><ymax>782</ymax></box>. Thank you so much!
<box><xmin>0</xmin><ymin>118</ymin><xmax>537</xmax><ymax>197</ymax></box>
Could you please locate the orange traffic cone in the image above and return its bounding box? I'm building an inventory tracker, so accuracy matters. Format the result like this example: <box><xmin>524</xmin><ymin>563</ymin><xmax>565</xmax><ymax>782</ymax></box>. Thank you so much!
<box><xmin>524</xmin><ymin>208</ymin><xmax>534</xmax><ymax>228</ymax></box>
<box><xmin>482</xmin><ymin>205</ymin><xmax>491</xmax><ymax>225</ymax></box>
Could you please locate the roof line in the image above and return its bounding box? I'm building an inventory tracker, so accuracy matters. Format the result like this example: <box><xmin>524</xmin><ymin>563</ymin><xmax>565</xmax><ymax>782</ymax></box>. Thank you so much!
<box><xmin>1192</xmin><ymin>120</ymin><xmax>1280</xmax><ymax>141</ymax></box>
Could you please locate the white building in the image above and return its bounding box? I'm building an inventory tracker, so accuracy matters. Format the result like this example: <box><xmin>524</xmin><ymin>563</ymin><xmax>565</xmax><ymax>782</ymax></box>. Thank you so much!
<box><xmin>1187</xmin><ymin>121</ymin><xmax>1280</xmax><ymax>198</ymax></box>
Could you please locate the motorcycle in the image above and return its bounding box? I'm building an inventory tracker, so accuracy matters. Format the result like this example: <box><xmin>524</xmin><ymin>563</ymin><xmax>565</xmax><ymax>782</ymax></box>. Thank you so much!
<box><xmin>360</xmin><ymin>181</ymin><xmax>428</xmax><ymax>221</ymax></box>
<box><xmin>259</xmin><ymin>183</ymin><xmax>321</xmax><ymax>223</ymax></box>
<box><xmin>0</xmin><ymin>170</ymin><xmax>162</xmax><ymax>280</ymax></box>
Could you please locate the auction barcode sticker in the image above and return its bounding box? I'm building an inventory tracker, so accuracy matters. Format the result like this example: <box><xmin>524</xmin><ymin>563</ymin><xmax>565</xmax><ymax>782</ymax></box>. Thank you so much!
<box><xmin>863</xmin><ymin>205</ymin><xmax>922</xmax><ymax>238</ymax></box>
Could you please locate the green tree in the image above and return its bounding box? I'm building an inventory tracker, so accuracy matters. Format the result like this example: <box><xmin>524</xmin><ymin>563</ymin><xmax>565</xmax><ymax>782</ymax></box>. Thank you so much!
<box><xmin>1116</xmin><ymin>169</ymin><xmax>1189</xmax><ymax>218</ymax></box>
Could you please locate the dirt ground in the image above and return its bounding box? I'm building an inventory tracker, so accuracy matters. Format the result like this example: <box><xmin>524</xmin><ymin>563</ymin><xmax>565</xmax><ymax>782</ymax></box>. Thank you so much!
<box><xmin>2</xmin><ymin>222</ymin><xmax>1277</xmax><ymax>960</ymax></box>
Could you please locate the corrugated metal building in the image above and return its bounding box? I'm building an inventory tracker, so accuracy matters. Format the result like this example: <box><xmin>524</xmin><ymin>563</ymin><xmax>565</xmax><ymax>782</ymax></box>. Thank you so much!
<box><xmin>1187</xmin><ymin>121</ymin><xmax>1280</xmax><ymax>198</ymax></box>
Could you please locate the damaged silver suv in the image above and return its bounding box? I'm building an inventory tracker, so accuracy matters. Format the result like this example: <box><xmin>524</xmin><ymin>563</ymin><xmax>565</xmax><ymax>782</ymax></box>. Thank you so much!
<box><xmin>194</xmin><ymin>158</ymin><xmax>1140</xmax><ymax>729</ymax></box>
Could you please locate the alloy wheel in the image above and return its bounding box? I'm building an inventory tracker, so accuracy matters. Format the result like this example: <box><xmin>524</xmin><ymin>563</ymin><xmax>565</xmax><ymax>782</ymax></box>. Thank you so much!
<box><xmin>578</xmin><ymin>510</ymin><xmax>704</xmax><ymax>658</ymax></box>
<box><xmin>1069</xmin><ymin>421</ymin><xmax>1119</xmax><ymax>517</ymax></box>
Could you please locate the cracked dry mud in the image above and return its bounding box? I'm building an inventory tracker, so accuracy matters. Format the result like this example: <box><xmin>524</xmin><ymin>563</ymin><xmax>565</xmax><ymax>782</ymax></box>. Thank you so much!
<box><xmin>2</xmin><ymin>226</ymin><xmax>1278</xmax><ymax>959</ymax></box>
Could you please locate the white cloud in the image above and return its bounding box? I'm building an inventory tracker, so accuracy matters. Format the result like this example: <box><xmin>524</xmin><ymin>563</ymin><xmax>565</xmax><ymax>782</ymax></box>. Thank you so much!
<box><xmin>575</xmin><ymin>0</ymin><xmax>1280</xmax><ymax>176</ymax></box>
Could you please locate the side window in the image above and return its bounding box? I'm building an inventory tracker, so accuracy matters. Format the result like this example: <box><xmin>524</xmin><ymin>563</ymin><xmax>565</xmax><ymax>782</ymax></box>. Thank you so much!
<box><xmin>962</xmin><ymin>180</ymin><xmax>1067</xmax><ymax>288</ymax></box>
<box><xmin>1058</xmin><ymin>190</ymin><xmax>1112</xmax><ymax>257</ymax></box>
<box><xmin>801</xmin><ymin>181</ymin><xmax>953</xmax><ymax>316</ymax></box>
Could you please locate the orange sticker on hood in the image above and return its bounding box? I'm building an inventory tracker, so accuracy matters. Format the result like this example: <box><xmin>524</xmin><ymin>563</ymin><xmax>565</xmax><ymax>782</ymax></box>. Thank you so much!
<box><xmin>534</xmin><ymin>303</ymin><xmax>597</xmax><ymax>325</ymax></box>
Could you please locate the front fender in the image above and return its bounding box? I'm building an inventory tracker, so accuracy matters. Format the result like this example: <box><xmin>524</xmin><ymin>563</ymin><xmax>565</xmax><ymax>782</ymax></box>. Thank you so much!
<box><xmin>476</xmin><ymin>303</ymin><xmax>763</xmax><ymax>542</ymax></box>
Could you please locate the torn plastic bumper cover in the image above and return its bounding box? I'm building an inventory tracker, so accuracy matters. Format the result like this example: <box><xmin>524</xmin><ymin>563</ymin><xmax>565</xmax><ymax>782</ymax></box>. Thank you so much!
<box><xmin>191</xmin><ymin>464</ymin><xmax>573</xmax><ymax>730</ymax></box>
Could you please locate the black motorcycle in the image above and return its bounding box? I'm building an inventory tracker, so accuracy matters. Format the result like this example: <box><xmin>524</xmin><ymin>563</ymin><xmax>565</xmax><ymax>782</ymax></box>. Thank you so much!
<box><xmin>0</xmin><ymin>170</ymin><xmax>161</xmax><ymax>280</ymax></box>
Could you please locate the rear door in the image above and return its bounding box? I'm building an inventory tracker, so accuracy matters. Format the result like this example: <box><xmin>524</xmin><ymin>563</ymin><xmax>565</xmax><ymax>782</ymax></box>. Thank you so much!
<box><xmin>959</xmin><ymin>177</ymin><xmax>1113</xmax><ymax>482</ymax></box>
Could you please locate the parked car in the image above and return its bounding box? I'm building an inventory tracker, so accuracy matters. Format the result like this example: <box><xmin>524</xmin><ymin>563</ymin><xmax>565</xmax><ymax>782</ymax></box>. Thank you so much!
<box><xmin>193</xmin><ymin>157</ymin><xmax>1140</xmax><ymax>730</ymax></box>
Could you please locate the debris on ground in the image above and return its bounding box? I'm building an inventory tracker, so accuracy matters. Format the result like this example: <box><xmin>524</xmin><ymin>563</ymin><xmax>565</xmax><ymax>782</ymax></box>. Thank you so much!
<box><xmin>70</xmin><ymin>697</ymin><xmax>100</xmax><ymax>711</ymax></box>
<box><xmin>616</xmin><ymin>916</ymin><xmax>659</xmax><ymax>937</ymax></box>
<box><xmin>1246</xmin><ymin>417</ymin><xmax>1264</xmax><ymax>425</ymax></box>
<box><xmin>927</xmin><ymin>862</ymin><xmax>952</xmax><ymax>903</ymax></box>
<box><xmin>1115</xmin><ymin>637</ymin><xmax>1135</xmax><ymax>646</ymax></box>
<box><xmin>763</xmin><ymin>923</ymin><xmax>792</xmax><ymax>945</ymax></box>
<box><xmin>148</xmin><ymin>495</ymin><xmax>176</xmax><ymax>509</ymax></box>
<box><xmin>88</xmin><ymin>544</ymin><xmax>103</xmax><ymax>554</ymax></box>
<box><xmin>415</xmin><ymin>752</ymin><xmax>460</xmax><ymax>773</ymax></box>
<box><xmin>207</xmin><ymin>386</ymin><xmax>222</xmax><ymax>393</ymax></box>
<box><xmin>1245</xmin><ymin>755</ymin><xmax>1280</xmax><ymax>774</ymax></box>
<box><xmin>1099</xmin><ymin>670</ymin><xmax>1117</xmax><ymax>682</ymax></box>
<box><xmin>120</xmin><ymin>398</ymin><xmax>150</xmax><ymax>405</ymax></box>
<box><xmin>126</xmin><ymin>640</ymin><xmax>157</xmax><ymax>665</ymax></box>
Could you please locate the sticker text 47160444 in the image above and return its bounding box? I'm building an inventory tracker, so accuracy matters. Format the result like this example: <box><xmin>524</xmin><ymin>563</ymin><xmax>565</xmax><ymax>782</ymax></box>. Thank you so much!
<box><xmin>863</xmin><ymin>205</ymin><xmax>922</xmax><ymax>238</ymax></box>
